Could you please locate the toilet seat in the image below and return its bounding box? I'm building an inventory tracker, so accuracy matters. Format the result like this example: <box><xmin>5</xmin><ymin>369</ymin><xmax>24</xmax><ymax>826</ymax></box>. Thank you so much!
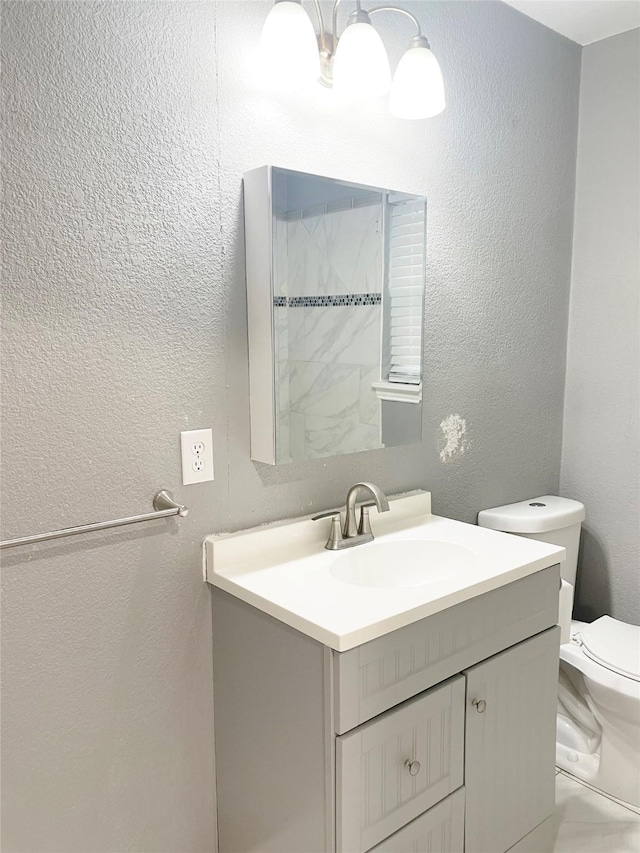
<box><xmin>578</xmin><ymin>617</ymin><xmax>640</xmax><ymax>683</ymax></box>
<box><xmin>562</xmin><ymin>633</ymin><xmax>640</xmax><ymax>702</ymax></box>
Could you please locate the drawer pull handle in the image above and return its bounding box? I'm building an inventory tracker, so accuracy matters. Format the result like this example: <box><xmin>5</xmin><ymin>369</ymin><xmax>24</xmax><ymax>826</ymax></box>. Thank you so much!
<box><xmin>472</xmin><ymin>698</ymin><xmax>487</xmax><ymax>713</ymax></box>
<box><xmin>404</xmin><ymin>759</ymin><xmax>421</xmax><ymax>776</ymax></box>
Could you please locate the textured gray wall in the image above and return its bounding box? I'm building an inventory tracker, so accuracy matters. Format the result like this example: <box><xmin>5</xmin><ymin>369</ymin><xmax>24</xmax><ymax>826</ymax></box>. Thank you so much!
<box><xmin>561</xmin><ymin>28</ymin><xmax>640</xmax><ymax>626</ymax></box>
<box><xmin>1</xmin><ymin>2</ymin><xmax>580</xmax><ymax>850</ymax></box>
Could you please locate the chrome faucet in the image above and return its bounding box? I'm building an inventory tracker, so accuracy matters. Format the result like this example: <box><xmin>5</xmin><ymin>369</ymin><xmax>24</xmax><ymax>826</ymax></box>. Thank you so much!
<box><xmin>312</xmin><ymin>482</ymin><xmax>390</xmax><ymax>550</ymax></box>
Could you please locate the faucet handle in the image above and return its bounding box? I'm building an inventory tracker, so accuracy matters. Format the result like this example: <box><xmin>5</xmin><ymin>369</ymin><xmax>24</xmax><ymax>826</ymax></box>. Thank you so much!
<box><xmin>311</xmin><ymin>510</ymin><xmax>342</xmax><ymax>522</ymax></box>
<box><xmin>358</xmin><ymin>502</ymin><xmax>376</xmax><ymax>535</ymax></box>
<box><xmin>311</xmin><ymin>510</ymin><xmax>344</xmax><ymax>551</ymax></box>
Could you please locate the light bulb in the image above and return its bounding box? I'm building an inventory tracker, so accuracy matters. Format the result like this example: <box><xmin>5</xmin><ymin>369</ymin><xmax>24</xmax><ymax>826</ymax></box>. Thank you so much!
<box><xmin>390</xmin><ymin>37</ymin><xmax>446</xmax><ymax>120</ymax></box>
<box><xmin>259</xmin><ymin>1</ymin><xmax>320</xmax><ymax>91</ymax></box>
<box><xmin>332</xmin><ymin>12</ymin><xmax>391</xmax><ymax>101</ymax></box>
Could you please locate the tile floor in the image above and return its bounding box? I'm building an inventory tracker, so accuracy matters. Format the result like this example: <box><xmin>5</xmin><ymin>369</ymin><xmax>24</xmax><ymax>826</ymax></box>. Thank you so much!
<box><xmin>552</xmin><ymin>770</ymin><xmax>640</xmax><ymax>852</ymax></box>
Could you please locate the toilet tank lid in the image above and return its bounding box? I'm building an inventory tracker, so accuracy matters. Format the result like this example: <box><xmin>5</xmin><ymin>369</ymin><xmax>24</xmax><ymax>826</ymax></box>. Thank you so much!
<box><xmin>580</xmin><ymin>616</ymin><xmax>640</xmax><ymax>681</ymax></box>
<box><xmin>477</xmin><ymin>495</ymin><xmax>585</xmax><ymax>533</ymax></box>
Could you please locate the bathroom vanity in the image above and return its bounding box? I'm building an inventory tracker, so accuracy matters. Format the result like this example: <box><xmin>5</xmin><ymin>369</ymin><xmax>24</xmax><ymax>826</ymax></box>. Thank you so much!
<box><xmin>206</xmin><ymin>493</ymin><xmax>563</xmax><ymax>853</ymax></box>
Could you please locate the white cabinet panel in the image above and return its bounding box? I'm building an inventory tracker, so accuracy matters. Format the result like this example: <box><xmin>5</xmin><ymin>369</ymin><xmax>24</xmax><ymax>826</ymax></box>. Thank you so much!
<box><xmin>464</xmin><ymin>627</ymin><xmax>560</xmax><ymax>853</ymax></box>
<box><xmin>369</xmin><ymin>788</ymin><xmax>465</xmax><ymax>853</ymax></box>
<box><xmin>337</xmin><ymin>676</ymin><xmax>465</xmax><ymax>853</ymax></box>
<box><xmin>334</xmin><ymin>567</ymin><xmax>559</xmax><ymax>733</ymax></box>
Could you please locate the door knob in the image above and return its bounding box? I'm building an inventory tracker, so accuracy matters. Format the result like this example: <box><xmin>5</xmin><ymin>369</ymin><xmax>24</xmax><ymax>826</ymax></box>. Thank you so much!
<box><xmin>472</xmin><ymin>698</ymin><xmax>487</xmax><ymax>713</ymax></box>
<box><xmin>404</xmin><ymin>759</ymin><xmax>421</xmax><ymax>776</ymax></box>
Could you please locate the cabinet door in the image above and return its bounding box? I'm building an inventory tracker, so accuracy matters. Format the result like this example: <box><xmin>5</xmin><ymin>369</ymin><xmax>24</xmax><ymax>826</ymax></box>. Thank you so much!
<box><xmin>337</xmin><ymin>676</ymin><xmax>465</xmax><ymax>853</ymax></box>
<box><xmin>464</xmin><ymin>627</ymin><xmax>560</xmax><ymax>853</ymax></box>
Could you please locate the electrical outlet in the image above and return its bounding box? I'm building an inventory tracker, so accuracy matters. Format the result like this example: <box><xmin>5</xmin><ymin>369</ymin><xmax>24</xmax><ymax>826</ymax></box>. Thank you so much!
<box><xmin>180</xmin><ymin>428</ymin><xmax>214</xmax><ymax>485</ymax></box>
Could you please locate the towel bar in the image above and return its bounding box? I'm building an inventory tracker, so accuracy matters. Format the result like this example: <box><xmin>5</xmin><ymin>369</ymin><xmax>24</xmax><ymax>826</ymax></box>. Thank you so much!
<box><xmin>0</xmin><ymin>490</ymin><xmax>188</xmax><ymax>550</ymax></box>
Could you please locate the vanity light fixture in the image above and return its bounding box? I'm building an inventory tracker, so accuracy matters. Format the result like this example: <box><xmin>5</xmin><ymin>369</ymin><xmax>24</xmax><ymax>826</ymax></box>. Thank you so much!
<box><xmin>259</xmin><ymin>0</ymin><xmax>446</xmax><ymax>119</ymax></box>
<box><xmin>259</xmin><ymin>0</ymin><xmax>321</xmax><ymax>89</ymax></box>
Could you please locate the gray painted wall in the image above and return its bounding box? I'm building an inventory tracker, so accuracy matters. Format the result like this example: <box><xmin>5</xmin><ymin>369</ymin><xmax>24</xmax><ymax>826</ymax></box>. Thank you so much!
<box><xmin>561</xmin><ymin>28</ymin><xmax>640</xmax><ymax>626</ymax></box>
<box><xmin>1</xmin><ymin>2</ymin><xmax>580</xmax><ymax>850</ymax></box>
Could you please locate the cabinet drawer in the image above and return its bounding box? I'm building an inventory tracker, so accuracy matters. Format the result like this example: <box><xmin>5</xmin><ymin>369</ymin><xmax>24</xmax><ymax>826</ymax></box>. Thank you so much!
<box><xmin>369</xmin><ymin>788</ymin><xmax>465</xmax><ymax>853</ymax></box>
<box><xmin>334</xmin><ymin>566</ymin><xmax>559</xmax><ymax>733</ymax></box>
<box><xmin>336</xmin><ymin>676</ymin><xmax>465</xmax><ymax>853</ymax></box>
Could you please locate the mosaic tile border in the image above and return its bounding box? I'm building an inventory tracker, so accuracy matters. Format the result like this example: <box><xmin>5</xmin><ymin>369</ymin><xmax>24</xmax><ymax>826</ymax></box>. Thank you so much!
<box><xmin>273</xmin><ymin>294</ymin><xmax>381</xmax><ymax>308</ymax></box>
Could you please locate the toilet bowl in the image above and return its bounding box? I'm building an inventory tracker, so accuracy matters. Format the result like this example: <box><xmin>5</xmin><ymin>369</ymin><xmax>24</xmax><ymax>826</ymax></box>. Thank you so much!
<box><xmin>557</xmin><ymin>618</ymin><xmax>640</xmax><ymax>808</ymax></box>
<box><xmin>477</xmin><ymin>495</ymin><xmax>640</xmax><ymax>809</ymax></box>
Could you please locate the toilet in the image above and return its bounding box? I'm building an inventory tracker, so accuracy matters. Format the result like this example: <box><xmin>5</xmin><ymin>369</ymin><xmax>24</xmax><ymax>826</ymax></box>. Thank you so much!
<box><xmin>478</xmin><ymin>495</ymin><xmax>640</xmax><ymax>809</ymax></box>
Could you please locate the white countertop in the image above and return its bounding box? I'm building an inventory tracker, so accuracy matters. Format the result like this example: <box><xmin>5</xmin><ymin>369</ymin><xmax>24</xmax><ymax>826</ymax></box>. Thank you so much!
<box><xmin>204</xmin><ymin>491</ymin><xmax>565</xmax><ymax>652</ymax></box>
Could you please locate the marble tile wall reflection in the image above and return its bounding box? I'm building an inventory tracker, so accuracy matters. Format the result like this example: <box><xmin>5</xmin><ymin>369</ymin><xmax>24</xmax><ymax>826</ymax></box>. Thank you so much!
<box><xmin>273</xmin><ymin>216</ymin><xmax>289</xmax><ymax>297</ymax></box>
<box><xmin>274</xmin><ymin>306</ymin><xmax>290</xmax><ymax>461</ymax></box>
<box><xmin>303</xmin><ymin>304</ymin><xmax>381</xmax><ymax>364</ymax></box>
<box><xmin>286</xmin><ymin>204</ymin><xmax>382</xmax><ymax>297</ymax></box>
<box><xmin>274</xmin><ymin>201</ymin><xmax>383</xmax><ymax>463</ymax></box>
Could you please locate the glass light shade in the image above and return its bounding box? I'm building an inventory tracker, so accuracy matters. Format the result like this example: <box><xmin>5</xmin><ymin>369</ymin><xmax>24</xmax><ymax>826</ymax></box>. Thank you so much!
<box><xmin>332</xmin><ymin>22</ymin><xmax>391</xmax><ymax>100</ymax></box>
<box><xmin>259</xmin><ymin>1</ymin><xmax>320</xmax><ymax>90</ymax></box>
<box><xmin>390</xmin><ymin>44</ymin><xmax>446</xmax><ymax>120</ymax></box>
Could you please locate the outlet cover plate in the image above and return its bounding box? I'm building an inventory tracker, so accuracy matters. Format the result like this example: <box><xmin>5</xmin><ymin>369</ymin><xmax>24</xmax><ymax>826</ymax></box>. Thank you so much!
<box><xmin>180</xmin><ymin>428</ymin><xmax>214</xmax><ymax>485</ymax></box>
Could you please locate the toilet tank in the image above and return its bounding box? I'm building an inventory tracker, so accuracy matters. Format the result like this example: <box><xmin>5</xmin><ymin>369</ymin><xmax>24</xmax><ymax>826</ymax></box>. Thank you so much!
<box><xmin>477</xmin><ymin>495</ymin><xmax>585</xmax><ymax>586</ymax></box>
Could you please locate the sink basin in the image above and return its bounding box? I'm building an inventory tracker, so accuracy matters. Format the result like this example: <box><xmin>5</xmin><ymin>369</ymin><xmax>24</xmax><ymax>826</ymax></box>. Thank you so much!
<box><xmin>330</xmin><ymin>540</ymin><xmax>476</xmax><ymax>588</ymax></box>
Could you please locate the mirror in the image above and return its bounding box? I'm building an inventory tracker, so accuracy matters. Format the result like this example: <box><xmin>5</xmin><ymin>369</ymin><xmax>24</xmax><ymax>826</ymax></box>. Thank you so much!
<box><xmin>244</xmin><ymin>166</ymin><xmax>426</xmax><ymax>465</ymax></box>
